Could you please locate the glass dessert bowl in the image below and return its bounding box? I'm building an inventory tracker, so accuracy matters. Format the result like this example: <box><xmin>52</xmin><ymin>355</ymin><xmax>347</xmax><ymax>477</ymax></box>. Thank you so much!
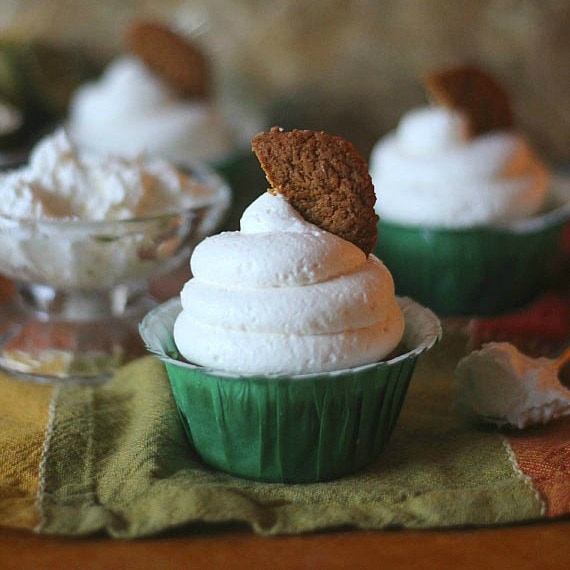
<box><xmin>0</xmin><ymin>159</ymin><xmax>230</xmax><ymax>384</ymax></box>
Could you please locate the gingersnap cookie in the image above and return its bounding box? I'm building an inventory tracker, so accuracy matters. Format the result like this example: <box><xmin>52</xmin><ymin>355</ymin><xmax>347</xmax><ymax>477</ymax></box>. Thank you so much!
<box><xmin>252</xmin><ymin>127</ymin><xmax>378</xmax><ymax>255</ymax></box>
<box><xmin>126</xmin><ymin>21</ymin><xmax>210</xmax><ymax>98</ymax></box>
<box><xmin>424</xmin><ymin>65</ymin><xmax>514</xmax><ymax>137</ymax></box>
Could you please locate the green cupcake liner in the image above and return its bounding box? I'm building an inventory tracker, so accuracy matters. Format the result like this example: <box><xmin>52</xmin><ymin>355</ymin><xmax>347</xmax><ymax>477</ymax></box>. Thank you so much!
<box><xmin>375</xmin><ymin>176</ymin><xmax>570</xmax><ymax>316</ymax></box>
<box><xmin>140</xmin><ymin>297</ymin><xmax>441</xmax><ymax>483</ymax></box>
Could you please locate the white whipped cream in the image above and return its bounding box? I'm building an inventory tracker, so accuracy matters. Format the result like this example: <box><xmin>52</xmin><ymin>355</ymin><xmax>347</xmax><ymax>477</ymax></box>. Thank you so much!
<box><xmin>0</xmin><ymin>128</ymin><xmax>218</xmax><ymax>221</ymax></box>
<box><xmin>455</xmin><ymin>343</ymin><xmax>570</xmax><ymax>429</ymax></box>
<box><xmin>68</xmin><ymin>56</ymin><xmax>236</xmax><ymax>164</ymax></box>
<box><xmin>0</xmin><ymin>129</ymin><xmax>229</xmax><ymax>289</ymax></box>
<box><xmin>370</xmin><ymin>106</ymin><xmax>549</xmax><ymax>227</ymax></box>
<box><xmin>174</xmin><ymin>192</ymin><xmax>405</xmax><ymax>375</ymax></box>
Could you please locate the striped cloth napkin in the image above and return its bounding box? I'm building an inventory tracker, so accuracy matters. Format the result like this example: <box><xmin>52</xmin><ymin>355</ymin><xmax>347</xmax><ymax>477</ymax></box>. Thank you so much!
<box><xmin>1</xmin><ymin>331</ymin><xmax>569</xmax><ymax>538</ymax></box>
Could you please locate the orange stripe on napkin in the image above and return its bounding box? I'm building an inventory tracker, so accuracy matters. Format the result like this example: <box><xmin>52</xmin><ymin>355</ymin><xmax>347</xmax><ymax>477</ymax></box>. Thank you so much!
<box><xmin>506</xmin><ymin>417</ymin><xmax>570</xmax><ymax>518</ymax></box>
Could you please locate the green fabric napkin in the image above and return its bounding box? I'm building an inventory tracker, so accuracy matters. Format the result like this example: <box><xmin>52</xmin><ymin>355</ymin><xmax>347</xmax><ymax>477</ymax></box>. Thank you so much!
<box><xmin>38</xmin><ymin>334</ymin><xmax>542</xmax><ymax>538</ymax></box>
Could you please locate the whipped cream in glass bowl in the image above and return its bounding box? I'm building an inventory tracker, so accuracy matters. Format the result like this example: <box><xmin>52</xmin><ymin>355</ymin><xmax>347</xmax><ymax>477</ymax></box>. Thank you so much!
<box><xmin>0</xmin><ymin>129</ymin><xmax>230</xmax><ymax>383</ymax></box>
<box><xmin>370</xmin><ymin>105</ymin><xmax>570</xmax><ymax>316</ymax></box>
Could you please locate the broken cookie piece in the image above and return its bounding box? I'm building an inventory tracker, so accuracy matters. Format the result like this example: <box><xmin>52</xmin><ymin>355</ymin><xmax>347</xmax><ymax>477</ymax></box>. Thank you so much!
<box><xmin>424</xmin><ymin>64</ymin><xmax>514</xmax><ymax>137</ymax></box>
<box><xmin>127</xmin><ymin>20</ymin><xmax>210</xmax><ymax>98</ymax></box>
<box><xmin>251</xmin><ymin>126</ymin><xmax>379</xmax><ymax>255</ymax></box>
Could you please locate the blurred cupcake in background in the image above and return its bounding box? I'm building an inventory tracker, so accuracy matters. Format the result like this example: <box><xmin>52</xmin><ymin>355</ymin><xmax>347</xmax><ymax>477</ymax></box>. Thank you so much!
<box><xmin>370</xmin><ymin>65</ymin><xmax>570</xmax><ymax>316</ymax></box>
<box><xmin>67</xmin><ymin>21</ymin><xmax>266</xmax><ymax>229</ymax></box>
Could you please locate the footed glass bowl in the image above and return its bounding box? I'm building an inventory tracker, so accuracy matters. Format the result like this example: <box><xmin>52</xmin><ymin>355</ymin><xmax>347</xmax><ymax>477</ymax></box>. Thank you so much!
<box><xmin>375</xmin><ymin>175</ymin><xmax>570</xmax><ymax>316</ymax></box>
<box><xmin>0</xmin><ymin>160</ymin><xmax>230</xmax><ymax>383</ymax></box>
<box><xmin>140</xmin><ymin>297</ymin><xmax>441</xmax><ymax>483</ymax></box>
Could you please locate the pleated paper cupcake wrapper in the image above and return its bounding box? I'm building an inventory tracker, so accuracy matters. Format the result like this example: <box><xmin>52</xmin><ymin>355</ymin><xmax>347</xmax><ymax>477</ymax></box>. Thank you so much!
<box><xmin>140</xmin><ymin>297</ymin><xmax>442</xmax><ymax>483</ymax></box>
<box><xmin>375</xmin><ymin>176</ymin><xmax>570</xmax><ymax>317</ymax></box>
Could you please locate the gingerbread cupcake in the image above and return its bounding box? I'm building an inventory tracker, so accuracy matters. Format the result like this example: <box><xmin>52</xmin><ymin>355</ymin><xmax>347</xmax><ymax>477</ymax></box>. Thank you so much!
<box><xmin>69</xmin><ymin>21</ymin><xmax>238</xmax><ymax>164</ymax></box>
<box><xmin>369</xmin><ymin>65</ymin><xmax>570</xmax><ymax>316</ymax></box>
<box><xmin>141</xmin><ymin>127</ymin><xmax>441</xmax><ymax>483</ymax></box>
<box><xmin>68</xmin><ymin>21</ymin><xmax>266</xmax><ymax>228</ymax></box>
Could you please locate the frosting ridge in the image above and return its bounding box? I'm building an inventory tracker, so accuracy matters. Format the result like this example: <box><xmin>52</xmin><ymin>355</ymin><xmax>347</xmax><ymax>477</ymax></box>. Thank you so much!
<box><xmin>174</xmin><ymin>192</ymin><xmax>405</xmax><ymax>374</ymax></box>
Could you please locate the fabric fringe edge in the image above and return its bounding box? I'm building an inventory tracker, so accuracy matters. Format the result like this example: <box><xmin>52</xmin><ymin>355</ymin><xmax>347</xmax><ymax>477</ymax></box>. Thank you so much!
<box><xmin>501</xmin><ymin>435</ymin><xmax>546</xmax><ymax>517</ymax></box>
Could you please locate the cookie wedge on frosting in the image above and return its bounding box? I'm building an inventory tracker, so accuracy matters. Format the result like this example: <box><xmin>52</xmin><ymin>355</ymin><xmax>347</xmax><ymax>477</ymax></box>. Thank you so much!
<box><xmin>424</xmin><ymin>65</ymin><xmax>514</xmax><ymax>137</ymax></box>
<box><xmin>251</xmin><ymin>127</ymin><xmax>379</xmax><ymax>256</ymax></box>
<box><xmin>127</xmin><ymin>21</ymin><xmax>210</xmax><ymax>98</ymax></box>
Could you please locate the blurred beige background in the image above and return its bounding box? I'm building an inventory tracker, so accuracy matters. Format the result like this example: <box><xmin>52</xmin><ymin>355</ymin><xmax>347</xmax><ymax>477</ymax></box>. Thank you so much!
<box><xmin>2</xmin><ymin>0</ymin><xmax>568</xmax><ymax>164</ymax></box>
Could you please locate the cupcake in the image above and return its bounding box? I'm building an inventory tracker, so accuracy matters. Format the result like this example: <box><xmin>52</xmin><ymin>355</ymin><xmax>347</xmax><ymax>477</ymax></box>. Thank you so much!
<box><xmin>141</xmin><ymin>127</ymin><xmax>441</xmax><ymax>483</ymax></box>
<box><xmin>67</xmin><ymin>21</ymin><xmax>266</xmax><ymax>228</ymax></box>
<box><xmin>369</xmin><ymin>65</ymin><xmax>570</xmax><ymax>316</ymax></box>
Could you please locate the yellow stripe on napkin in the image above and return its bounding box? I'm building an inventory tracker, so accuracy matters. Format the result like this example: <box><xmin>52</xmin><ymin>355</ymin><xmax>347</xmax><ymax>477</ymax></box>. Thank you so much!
<box><xmin>0</xmin><ymin>373</ymin><xmax>53</xmax><ymax>530</ymax></box>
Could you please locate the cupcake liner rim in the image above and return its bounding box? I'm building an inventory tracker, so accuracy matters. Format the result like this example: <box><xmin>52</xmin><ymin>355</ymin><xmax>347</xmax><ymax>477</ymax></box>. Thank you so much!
<box><xmin>139</xmin><ymin>297</ymin><xmax>442</xmax><ymax>380</ymax></box>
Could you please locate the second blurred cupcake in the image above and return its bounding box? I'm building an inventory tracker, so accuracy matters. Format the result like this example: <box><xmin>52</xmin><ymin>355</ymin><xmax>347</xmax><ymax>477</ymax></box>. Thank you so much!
<box><xmin>370</xmin><ymin>65</ymin><xmax>570</xmax><ymax>316</ymax></box>
<box><xmin>67</xmin><ymin>21</ymin><xmax>266</xmax><ymax>228</ymax></box>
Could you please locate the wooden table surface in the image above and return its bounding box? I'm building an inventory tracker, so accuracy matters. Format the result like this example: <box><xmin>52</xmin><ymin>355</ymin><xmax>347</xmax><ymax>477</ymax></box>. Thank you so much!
<box><xmin>1</xmin><ymin>520</ymin><xmax>569</xmax><ymax>570</ymax></box>
<box><xmin>1</xmin><ymin>274</ymin><xmax>569</xmax><ymax>569</ymax></box>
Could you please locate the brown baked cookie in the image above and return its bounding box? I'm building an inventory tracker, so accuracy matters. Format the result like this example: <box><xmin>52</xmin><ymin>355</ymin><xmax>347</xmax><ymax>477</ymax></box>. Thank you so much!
<box><xmin>252</xmin><ymin>127</ymin><xmax>379</xmax><ymax>256</ymax></box>
<box><xmin>424</xmin><ymin>65</ymin><xmax>514</xmax><ymax>137</ymax></box>
<box><xmin>126</xmin><ymin>21</ymin><xmax>210</xmax><ymax>98</ymax></box>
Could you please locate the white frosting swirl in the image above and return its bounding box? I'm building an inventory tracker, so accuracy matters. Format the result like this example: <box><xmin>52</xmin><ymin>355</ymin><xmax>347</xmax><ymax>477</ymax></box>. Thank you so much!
<box><xmin>68</xmin><ymin>56</ymin><xmax>236</xmax><ymax>163</ymax></box>
<box><xmin>370</xmin><ymin>106</ymin><xmax>549</xmax><ymax>227</ymax></box>
<box><xmin>174</xmin><ymin>193</ymin><xmax>405</xmax><ymax>375</ymax></box>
